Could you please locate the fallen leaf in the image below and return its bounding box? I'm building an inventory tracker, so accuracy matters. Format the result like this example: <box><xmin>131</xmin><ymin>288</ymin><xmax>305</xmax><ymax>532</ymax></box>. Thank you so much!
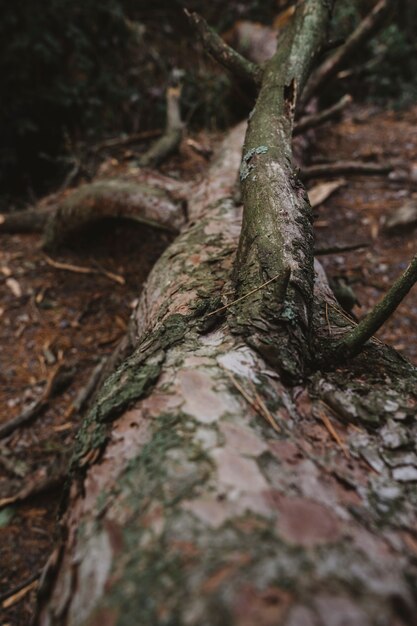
<box><xmin>383</xmin><ymin>197</ymin><xmax>417</xmax><ymax>233</ymax></box>
<box><xmin>6</xmin><ymin>278</ymin><xmax>22</xmax><ymax>297</ymax></box>
<box><xmin>1</xmin><ymin>265</ymin><xmax>12</xmax><ymax>277</ymax></box>
<box><xmin>308</xmin><ymin>179</ymin><xmax>346</xmax><ymax>208</ymax></box>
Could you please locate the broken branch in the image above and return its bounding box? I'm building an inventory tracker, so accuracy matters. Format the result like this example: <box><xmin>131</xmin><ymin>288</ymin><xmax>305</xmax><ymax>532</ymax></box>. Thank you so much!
<box><xmin>138</xmin><ymin>70</ymin><xmax>184</xmax><ymax>168</ymax></box>
<box><xmin>301</xmin><ymin>161</ymin><xmax>391</xmax><ymax>181</ymax></box>
<box><xmin>0</xmin><ymin>209</ymin><xmax>48</xmax><ymax>234</ymax></box>
<box><xmin>91</xmin><ymin>129</ymin><xmax>162</xmax><ymax>153</ymax></box>
<box><xmin>44</xmin><ymin>255</ymin><xmax>125</xmax><ymax>285</ymax></box>
<box><xmin>315</xmin><ymin>242</ymin><xmax>369</xmax><ymax>256</ymax></box>
<box><xmin>294</xmin><ymin>94</ymin><xmax>352</xmax><ymax>135</ymax></box>
<box><xmin>185</xmin><ymin>10</ymin><xmax>263</xmax><ymax>89</ymax></box>
<box><xmin>301</xmin><ymin>0</ymin><xmax>394</xmax><ymax>106</ymax></box>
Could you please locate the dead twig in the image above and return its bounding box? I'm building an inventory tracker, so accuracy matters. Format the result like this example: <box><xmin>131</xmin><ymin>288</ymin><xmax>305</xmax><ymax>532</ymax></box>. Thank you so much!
<box><xmin>294</xmin><ymin>94</ymin><xmax>352</xmax><ymax>135</ymax></box>
<box><xmin>301</xmin><ymin>0</ymin><xmax>394</xmax><ymax>106</ymax></box>
<box><xmin>91</xmin><ymin>129</ymin><xmax>162</xmax><ymax>153</ymax></box>
<box><xmin>325</xmin><ymin>302</ymin><xmax>331</xmax><ymax>336</ymax></box>
<box><xmin>301</xmin><ymin>161</ymin><xmax>391</xmax><ymax>181</ymax></box>
<box><xmin>0</xmin><ymin>364</ymin><xmax>74</xmax><ymax>439</ymax></box>
<box><xmin>0</xmin><ymin>467</ymin><xmax>67</xmax><ymax>509</ymax></box>
<box><xmin>43</xmin><ymin>255</ymin><xmax>125</xmax><ymax>285</ymax></box>
<box><xmin>224</xmin><ymin>370</ymin><xmax>280</xmax><ymax>433</ymax></box>
<box><xmin>315</xmin><ymin>242</ymin><xmax>369</xmax><ymax>256</ymax></box>
<box><xmin>204</xmin><ymin>269</ymin><xmax>290</xmax><ymax>319</ymax></box>
<box><xmin>65</xmin><ymin>357</ymin><xmax>107</xmax><ymax>418</ymax></box>
<box><xmin>0</xmin><ymin>571</ymin><xmax>42</xmax><ymax>608</ymax></box>
<box><xmin>317</xmin><ymin>406</ymin><xmax>349</xmax><ymax>458</ymax></box>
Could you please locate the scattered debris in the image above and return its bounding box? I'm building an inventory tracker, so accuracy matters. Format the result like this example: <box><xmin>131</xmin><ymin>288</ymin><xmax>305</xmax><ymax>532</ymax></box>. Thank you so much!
<box><xmin>383</xmin><ymin>196</ymin><xmax>417</xmax><ymax>234</ymax></box>
<box><xmin>308</xmin><ymin>179</ymin><xmax>346</xmax><ymax>208</ymax></box>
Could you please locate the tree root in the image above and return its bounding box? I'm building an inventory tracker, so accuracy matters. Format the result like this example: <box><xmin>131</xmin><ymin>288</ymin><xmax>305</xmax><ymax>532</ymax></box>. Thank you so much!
<box><xmin>0</xmin><ymin>177</ymin><xmax>185</xmax><ymax>250</ymax></box>
<box><xmin>0</xmin><ymin>209</ymin><xmax>49</xmax><ymax>234</ymax></box>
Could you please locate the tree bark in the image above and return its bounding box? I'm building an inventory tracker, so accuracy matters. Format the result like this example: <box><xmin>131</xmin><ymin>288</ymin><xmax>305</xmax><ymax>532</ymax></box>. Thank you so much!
<box><xmin>35</xmin><ymin>4</ymin><xmax>417</xmax><ymax>626</ymax></box>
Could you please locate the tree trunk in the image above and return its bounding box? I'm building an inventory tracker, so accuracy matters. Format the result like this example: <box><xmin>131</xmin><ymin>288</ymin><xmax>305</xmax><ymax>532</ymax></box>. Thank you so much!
<box><xmin>35</xmin><ymin>3</ymin><xmax>417</xmax><ymax>625</ymax></box>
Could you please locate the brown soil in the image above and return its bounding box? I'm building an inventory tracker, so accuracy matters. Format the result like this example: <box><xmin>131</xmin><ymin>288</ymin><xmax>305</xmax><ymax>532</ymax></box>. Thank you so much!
<box><xmin>1</xmin><ymin>106</ymin><xmax>417</xmax><ymax>624</ymax></box>
<box><xmin>312</xmin><ymin>104</ymin><xmax>417</xmax><ymax>362</ymax></box>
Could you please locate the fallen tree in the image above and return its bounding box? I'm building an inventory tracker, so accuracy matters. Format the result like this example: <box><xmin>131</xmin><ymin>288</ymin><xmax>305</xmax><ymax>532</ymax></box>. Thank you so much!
<box><xmin>31</xmin><ymin>1</ymin><xmax>417</xmax><ymax>625</ymax></box>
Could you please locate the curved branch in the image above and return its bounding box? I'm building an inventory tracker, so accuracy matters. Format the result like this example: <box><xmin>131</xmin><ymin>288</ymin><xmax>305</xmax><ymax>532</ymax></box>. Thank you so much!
<box><xmin>42</xmin><ymin>179</ymin><xmax>185</xmax><ymax>250</ymax></box>
<box><xmin>324</xmin><ymin>253</ymin><xmax>417</xmax><ymax>362</ymax></box>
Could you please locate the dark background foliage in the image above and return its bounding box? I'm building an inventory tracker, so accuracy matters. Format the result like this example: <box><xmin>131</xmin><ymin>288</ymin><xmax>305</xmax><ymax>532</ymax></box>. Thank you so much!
<box><xmin>0</xmin><ymin>0</ymin><xmax>415</xmax><ymax>206</ymax></box>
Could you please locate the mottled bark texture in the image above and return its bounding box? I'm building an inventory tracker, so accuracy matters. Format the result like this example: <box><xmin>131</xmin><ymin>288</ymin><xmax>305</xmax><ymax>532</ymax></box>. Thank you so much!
<box><xmin>35</xmin><ymin>4</ymin><xmax>417</xmax><ymax>626</ymax></box>
<box><xmin>234</xmin><ymin>0</ymin><xmax>333</xmax><ymax>380</ymax></box>
<box><xmin>35</xmin><ymin>127</ymin><xmax>417</xmax><ymax>626</ymax></box>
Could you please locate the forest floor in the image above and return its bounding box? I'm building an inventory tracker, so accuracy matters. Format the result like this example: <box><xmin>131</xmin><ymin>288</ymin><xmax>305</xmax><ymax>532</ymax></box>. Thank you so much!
<box><xmin>1</xmin><ymin>103</ymin><xmax>417</xmax><ymax>625</ymax></box>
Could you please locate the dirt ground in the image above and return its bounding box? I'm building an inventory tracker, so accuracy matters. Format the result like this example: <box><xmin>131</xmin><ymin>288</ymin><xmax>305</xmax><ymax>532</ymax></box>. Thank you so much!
<box><xmin>1</xmin><ymin>104</ymin><xmax>417</xmax><ymax>624</ymax></box>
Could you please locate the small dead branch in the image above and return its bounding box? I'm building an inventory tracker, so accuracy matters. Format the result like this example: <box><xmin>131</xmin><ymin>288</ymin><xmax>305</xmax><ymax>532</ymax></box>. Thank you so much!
<box><xmin>325</xmin><ymin>253</ymin><xmax>417</xmax><ymax>362</ymax></box>
<box><xmin>0</xmin><ymin>467</ymin><xmax>67</xmax><ymax>509</ymax></box>
<box><xmin>138</xmin><ymin>70</ymin><xmax>184</xmax><ymax>168</ymax></box>
<box><xmin>301</xmin><ymin>161</ymin><xmax>391</xmax><ymax>181</ymax></box>
<box><xmin>0</xmin><ymin>364</ymin><xmax>74</xmax><ymax>439</ymax></box>
<box><xmin>317</xmin><ymin>405</ymin><xmax>349</xmax><ymax>458</ymax></box>
<box><xmin>43</xmin><ymin>255</ymin><xmax>125</xmax><ymax>285</ymax></box>
<box><xmin>315</xmin><ymin>242</ymin><xmax>369</xmax><ymax>256</ymax></box>
<box><xmin>0</xmin><ymin>571</ymin><xmax>42</xmax><ymax>609</ymax></box>
<box><xmin>91</xmin><ymin>129</ymin><xmax>162</xmax><ymax>153</ymax></box>
<box><xmin>301</xmin><ymin>0</ymin><xmax>394</xmax><ymax>107</ymax></box>
<box><xmin>185</xmin><ymin>10</ymin><xmax>263</xmax><ymax>89</ymax></box>
<box><xmin>294</xmin><ymin>94</ymin><xmax>352</xmax><ymax>135</ymax></box>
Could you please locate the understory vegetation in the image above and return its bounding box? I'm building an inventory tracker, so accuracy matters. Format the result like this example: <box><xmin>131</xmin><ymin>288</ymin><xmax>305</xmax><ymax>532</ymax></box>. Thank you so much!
<box><xmin>1</xmin><ymin>0</ymin><xmax>415</xmax><ymax>206</ymax></box>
